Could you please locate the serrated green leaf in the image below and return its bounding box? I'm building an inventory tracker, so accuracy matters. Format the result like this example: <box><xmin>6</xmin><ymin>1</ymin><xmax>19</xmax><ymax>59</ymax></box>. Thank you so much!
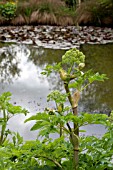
<box><xmin>25</xmin><ymin>112</ymin><xmax>49</xmax><ymax>123</ymax></box>
<box><xmin>88</xmin><ymin>73</ymin><xmax>108</xmax><ymax>83</ymax></box>
<box><xmin>31</xmin><ymin>121</ymin><xmax>50</xmax><ymax>131</ymax></box>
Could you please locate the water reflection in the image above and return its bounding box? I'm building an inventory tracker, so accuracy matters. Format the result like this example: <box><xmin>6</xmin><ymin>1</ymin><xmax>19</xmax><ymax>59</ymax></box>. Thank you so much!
<box><xmin>0</xmin><ymin>43</ymin><xmax>66</xmax><ymax>140</ymax></box>
<box><xmin>80</xmin><ymin>43</ymin><xmax>113</xmax><ymax>114</ymax></box>
<box><xmin>0</xmin><ymin>44</ymin><xmax>21</xmax><ymax>83</ymax></box>
<box><xmin>0</xmin><ymin>43</ymin><xmax>65</xmax><ymax>88</ymax></box>
<box><xmin>0</xmin><ymin>42</ymin><xmax>113</xmax><ymax>113</ymax></box>
<box><xmin>29</xmin><ymin>46</ymin><xmax>63</xmax><ymax>66</ymax></box>
<box><xmin>0</xmin><ymin>42</ymin><xmax>113</xmax><ymax>139</ymax></box>
<box><xmin>29</xmin><ymin>46</ymin><xmax>65</xmax><ymax>91</ymax></box>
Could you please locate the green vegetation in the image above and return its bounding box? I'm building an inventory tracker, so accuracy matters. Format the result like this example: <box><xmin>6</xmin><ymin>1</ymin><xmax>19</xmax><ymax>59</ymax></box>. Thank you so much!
<box><xmin>0</xmin><ymin>1</ymin><xmax>17</xmax><ymax>20</ymax></box>
<box><xmin>1</xmin><ymin>48</ymin><xmax>113</xmax><ymax>169</ymax></box>
<box><xmin>0</xmin><ymin>0</ymin><xmax>113</xmax><ymax>26</ymax></box>
<box><xmin>76</xmin><ymin>0</ymin><xmax>113</xmax><ymax>26</ymax></box>
<box><xmin>0</xmin><ymin>92</ymin><xmax>28</xmax><ymax>145</ymax></box>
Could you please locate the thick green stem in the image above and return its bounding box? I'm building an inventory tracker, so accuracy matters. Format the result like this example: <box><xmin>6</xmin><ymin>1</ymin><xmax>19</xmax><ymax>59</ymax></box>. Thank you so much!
<box><xmin>73</xmin><ymin>107</ymin><xmax>79</xmax><ymax>136</ymax></box>
<box><xmin>56</xmin><ymin>103</ymin><xmax>63</xmax><ymax>137</ymax></box>
<box><xmin>64</xmin><ymin>82</ymin><xmax>73</xmax><ymax>105</ymax></box>
<box><xmin>60</xmin><ymin>66</ymin><xmax>80</xmax><ymax>169</ymax></box>
<box><xmin>73</xmin><ymin>106</ymin><xmax>79</xmax><ymax>169</ymax></box>
<box><xmin>64</xmin><ymin>82</ymin><xmax>79</xmax><ymax>169</ymax></box>
<box><xmin>0</xmin><ymin>110</ymin><xmax>7</xmax><ymax>145</ymax></box>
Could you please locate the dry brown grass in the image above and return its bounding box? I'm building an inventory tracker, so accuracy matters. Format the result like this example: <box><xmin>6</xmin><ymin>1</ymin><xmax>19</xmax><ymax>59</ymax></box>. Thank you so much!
<box><xmin>29</xmin><ymin>11</ymin><xmax>74</xmax><ymax>26</ymax></box>
<box><xmin>29</xmin><ymin>10</ymin><xmax>39</xmax><ymax>24</ymax></box>
<box><xmin>11</xmin><ymin>15</ymin><xmax>26</xmax><ymax>25</ymax></box>
<box><xmin>28</xmin><ymin>0</ymin><xmax>65</xmax><ymax>8</ymax></box>
<box><xmin>57</xmin><ymin>16</ymin><xmax>74</xmax><ymax>26</ymax></box>
<box><xmin>75</xmin><ymin>1</ymin><xmax>94</xmax><ymax>25</ymax></box>
<box><xmin>1</xmin><ymin>0</ymin><xmax>113</xmax><ymax>26</ymax></box>
<box><xmin>17</xmin><ymin>0</ymin><xmax>65</xmax><ymax>14</ymax></box>
<box><xmin>0</xmin><ymin>15</ymin><xmax>6</xmax><ymax>25</ymax></box>
<box><xmin>75</xmin><ymin>0</ymin><xmax>113</xmax><ymax>26</ymax></box>
<box><xmin>37</xmin><ymin>12</ymin><xmax>57</xmax><ymax>25</ymax></box>
<box><xmin>0</xmin><ymin>0</ymin><xmax>75</xmax><ymax>26</ymax></box>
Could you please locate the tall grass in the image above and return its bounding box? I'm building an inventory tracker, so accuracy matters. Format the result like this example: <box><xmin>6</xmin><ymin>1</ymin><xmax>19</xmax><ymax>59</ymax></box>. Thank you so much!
<box><xmin>11</xmin><ymin>0</ymin><xmax>76</xmax><ymax>25</ymax></box>
<box><xmin>76</xmin><ymin>0</ymin><xmax>113</xmax><ymax>26</ymax></box>
<box><xmin>0</xmin><ymin>0</ymin><xmax>113</xmax><ymax>26</ymax></box>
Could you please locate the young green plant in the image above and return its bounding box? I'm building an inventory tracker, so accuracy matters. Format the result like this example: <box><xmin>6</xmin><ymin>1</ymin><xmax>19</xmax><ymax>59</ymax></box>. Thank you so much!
<box><xmin>0</xmin><ymin>92</ymin><xmax>28</xmax><ymax>145</ymax></box>
<box><xmin>25</xmin><ymin>48</ymin><xmax>108</xmax><ymax>169</ymax></box>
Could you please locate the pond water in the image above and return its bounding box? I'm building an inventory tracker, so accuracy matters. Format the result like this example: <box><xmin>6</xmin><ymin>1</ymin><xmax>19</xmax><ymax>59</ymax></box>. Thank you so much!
<box><xmin>0</xmin><ymin>42</ymin><xmax>113</xmax><ymax>140</ymax></box>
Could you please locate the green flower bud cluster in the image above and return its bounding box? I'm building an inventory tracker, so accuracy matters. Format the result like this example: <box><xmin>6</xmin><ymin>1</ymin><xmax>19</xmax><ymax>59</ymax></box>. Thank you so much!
<box><xmin>62</xmin><ymin>48</ymin><xmax>85</xmax><ymax>66</ymax></box>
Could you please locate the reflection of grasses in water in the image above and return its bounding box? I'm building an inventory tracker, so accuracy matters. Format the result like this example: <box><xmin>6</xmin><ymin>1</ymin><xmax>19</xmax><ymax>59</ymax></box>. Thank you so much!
<box><xmin>80</xmin><ymin>43</ymin><xmax>113</xmax><ymax>113</ymax></box>
<box><xmin>29</xmin><ymin>46</ymin><xmax>65</xmax><ymax>91</ymax></box>
<box><xmin>29</xmin><ymin>47</ymin><xmax>65</xmax><ymax>66</ymax></box>
<box><xmin>0</xmin><ymin>44</ymin><xmax>65</xmax><ymax>91</ymax></box>
<box><xmin>0</xmin><ymin>44</ymin><xmax>22</xmax><ymax>83</ymax></box>
<box><xmin>0</xmin><ymin>43</ymin><xmax>113</xmax><ymax>113</ymax></box>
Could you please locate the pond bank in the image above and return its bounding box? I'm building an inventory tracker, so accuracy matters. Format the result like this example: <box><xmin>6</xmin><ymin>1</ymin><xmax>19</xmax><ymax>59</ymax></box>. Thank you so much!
<box><xmin>0</xmin><ymin>25</ymin><xmax>113</xmax><ymax>49</ymax></box>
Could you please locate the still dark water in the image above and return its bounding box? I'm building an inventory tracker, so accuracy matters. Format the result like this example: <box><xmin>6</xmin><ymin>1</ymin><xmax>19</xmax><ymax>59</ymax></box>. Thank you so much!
<box><xmin>0</xmin><ymin>42</ymin><xmax>113</xmax><ymax>139</ymax></box>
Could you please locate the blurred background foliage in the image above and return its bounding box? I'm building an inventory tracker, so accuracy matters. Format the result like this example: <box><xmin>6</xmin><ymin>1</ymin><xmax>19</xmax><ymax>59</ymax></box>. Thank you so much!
<box><xmin>0</xmin><ymin>0</ymin><xmax>113</xmax><ymax>26</ymax></box>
